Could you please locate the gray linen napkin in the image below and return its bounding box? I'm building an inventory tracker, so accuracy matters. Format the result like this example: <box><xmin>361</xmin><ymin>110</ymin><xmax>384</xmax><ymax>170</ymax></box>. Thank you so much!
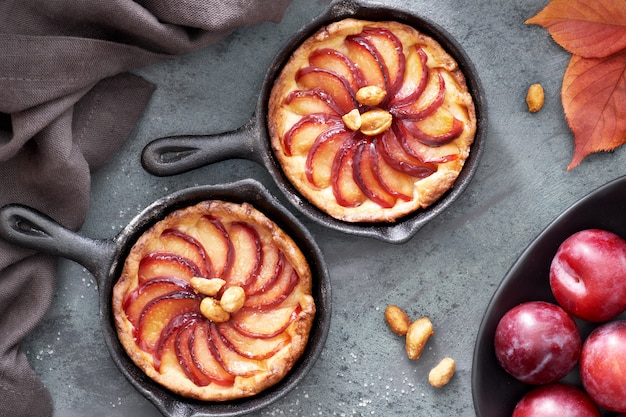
<box><xmin>0</xmin><ymin>1</ymin><xmax>292</xmax><ymax>416</ymax></box>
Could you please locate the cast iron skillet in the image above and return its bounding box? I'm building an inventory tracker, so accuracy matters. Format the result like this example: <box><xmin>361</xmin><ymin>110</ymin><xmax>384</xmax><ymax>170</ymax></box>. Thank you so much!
<box><xmin>141</xmin><ymin>0</ymin><xmax>486</xmax><ymax>244</ymax></box>
<box><xmin>472</xmin><ymin>175</ymin><xmax>626</xmax><ymax>417</ymax></box>
<box><xmin>0</xmin><ymin>179</ymin><xmax>331</xmax><ymax>417</ymax></box>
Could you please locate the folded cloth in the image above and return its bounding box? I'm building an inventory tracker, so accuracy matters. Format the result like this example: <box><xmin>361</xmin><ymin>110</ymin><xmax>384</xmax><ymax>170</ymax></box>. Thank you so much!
<box><xmin>0</xmin><ymin>1</ymin><xmax>292</xmax><ymax>416</ymax></box>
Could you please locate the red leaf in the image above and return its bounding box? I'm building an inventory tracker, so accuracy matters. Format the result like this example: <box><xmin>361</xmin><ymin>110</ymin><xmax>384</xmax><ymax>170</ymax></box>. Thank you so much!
<box><xmin>562</xmin><ymin>53</ymin><xmax>626</xmax><ymax>170</ymax></box>
<box><xmin>526</xmin><ymin>0</ymin><xmax>626</xmax><ymax>58</ymax></box>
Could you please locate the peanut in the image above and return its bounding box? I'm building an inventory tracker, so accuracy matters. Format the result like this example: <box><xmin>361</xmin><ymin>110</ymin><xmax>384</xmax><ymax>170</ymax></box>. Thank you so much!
<box><xmin>526</xmin><ymin>83</ymin><xmax>544</xmax><ymax>113</ymax></box>
<box><xmin>405</xmin><ymin>317</ymin><xmax>434</xmax><ymax>360</ymax></box>
<box><xmin>220</xmin><ymin>286</ymin><xmax>246</xmax><ymax>313</ymax></box>
<box><xmin>342</xmin><ymin>108</ymin><xmax>362</xmax><ymax>131</ymax></box>
<box><xmin>428</xmin><ymin>357</ymin><xmax>456</xmax><ymax>387</ymax></box>
<box><xmin>200</xmin><ymin>297</ymin><xmax>230</xmax><ymax>323</ymax></box>
<box><xmin>190</xmin><ymin>277</ymin><xmax>225</xmax><ymax>296</ymax></box>
<box><xmin>360</xmin><ymin>109</ymin><xmax>393</xmax><ymax>136</ymax></box>
<box><xmin>356</xmin><ymin>85</ymin><xmax>386</xmax><ymax>106</ymax></box>
<box><xmin>384</xmin><ymin>305</ymin><xmax>411</xmax><ymax>336</ymax></box>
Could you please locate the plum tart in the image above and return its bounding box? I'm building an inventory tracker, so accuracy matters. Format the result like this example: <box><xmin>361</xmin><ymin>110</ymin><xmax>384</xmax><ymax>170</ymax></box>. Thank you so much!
<box><xmin>268</xmin><ymin>18</ymin><xmax>477</xmax><ymax>223</ymax></box>
<box><xmin>112</xmin><ymin>200</ymin><xmax>316</xmax><ymax>401</ymax></box>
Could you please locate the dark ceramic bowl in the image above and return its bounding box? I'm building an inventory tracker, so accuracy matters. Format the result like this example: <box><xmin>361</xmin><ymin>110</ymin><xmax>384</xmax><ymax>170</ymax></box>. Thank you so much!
<box><xmin>472</xmin><ymin>175</ymin><xmax>626</xmax><ymax>416</ymax></box>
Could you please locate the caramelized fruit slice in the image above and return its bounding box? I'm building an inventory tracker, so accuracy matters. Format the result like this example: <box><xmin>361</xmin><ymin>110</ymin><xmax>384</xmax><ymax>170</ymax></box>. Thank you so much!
<box><xmin>403</xmin><ymin>109</ymin><xmax>464</xmax><ymax>147</ymax></box>
<box><xmin>155</xmin><ymin>317</ymin><xmax>217</xmax><ymax>387</ymax></box>
<box><xmin>378</xmin><ymin>128</ymin><xmax>437</xmax><ymax>178</ymax></box>
<box><xmin>306</xmin><ymin>126</ymin><xmax>353</xmax><ymax>189</ymax></box>
<box><xmin>137</xmin><ymin>292</ymin><xmax>199</xmax><ymax>352</ymax></box>
<box><xmin>217</xmin><ymin>321</ymin><xmax>290</xmax><ymax>360</ymax></box>
<box><xmin>232</xmin><ymin>303</ymin><xmax>300</xmax><ymax>339</ymax></box>
<box><xmin>283</xmin><ymin>113</ymin><xmax>342</xmax><ymax>156</ymax></box>
<box><xmin>332</xmin><ymin>137</ymin><xmax>367</xmax><ymax>207</ymax></box>
<box><xmin>191</xmin><ymin>322</ymin><xmax>236</xmax><ymax>386</ymax></box>
<box><xmin>345</xmin><ymin>34</ymin><xmax>386</xmax><ymax>89</ymax></box>
<box><xmin>296</xmin><ymin>67</ymin><xmax>356</xmax><ymax>114</ymax></box>
<box><xmin>223</xmin><ymin>222</ymin><xmax>261</xmax><ymax>288</ymax></box>
<box><xmin>392</xmin><ymin>71</ymin><xmax>445</xmax><ymax>121</ymax></box>
<box><xmin>394</xmin><ymin>122</ymin><xmax>458</xmax><ymax>164</ymax></box>
<box><xmin>353</xmin><ymin>140</ymin><xmax>397</xmax><ymax>208</ymax></box>
<box><xmin>124</xmin><ymin>277</ymin><xmax>192</xmax><ymax>327</ymax></box>
<box><xmin>174</xmin><ymin>321</ymin><xmax>215</xmax><ymax>386</ymax></box>
<box><xmin>153</xmin><ymin>312</ymin><xmax>199</xmax><ymax>370</ymax></box>
<box><xmin>391</xmin><ymin>46</ymin><xmax>429</xmax><ymax>107</ymax></box>
<box><xmin>159</xmin><ymin>229</ymin><xmax>210</xmax><ymax>276</ymax></box>
<box><xmin>154</xmin><ymin>322</ymin><xmax>179</xmax><ymax>373</ymax></box>
<box><xmin>373</xmin><ymin>138</ymin><xmax>415</xmax><ymax>200</ymax></box>
<box><xmin>138</xmin><ymin>252</ymin><xmax>202</xmax><ymax>284</ymax></box>
<box><xmin>286</xmin><ymin>89</ymin><xmax>344</xmax><ymax>115</ymax></box>
<box><xmin>309</xmin><ymin>48</ymin><xmax>366</xmax><ymax>91</ymax></box>
<box><xmin>360</xmin><ymin>28</ymin><xmax>406</xmax><ymax>95</ymax></box>
<box><xmin>189</xmin><ymin>215</ymin><xmax>233</xmax><ymax>279</ymax></box>
<box><xmin>209</xmin><ymin>323</ymin><xmax>264</xmax><ymax>377</ymax></box>
<box><xmin>244</xmin><ymin>262</ymin><xmax>299</xmax><ymax>308</ymax></box>
<box><xmin>246</xmin><ymin>245</ymin><xmax>283</xmax><ymax>295</ymax></box>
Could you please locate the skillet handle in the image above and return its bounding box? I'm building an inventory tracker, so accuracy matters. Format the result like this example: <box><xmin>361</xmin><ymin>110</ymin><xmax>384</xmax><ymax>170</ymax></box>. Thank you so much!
<box><xmin>141</xmin><ymin>121</ymin><xmax>261</xmax><ymax>177</ymax></box>
<box><xmin>0</xmin><ymin>204</ymin><xmax>115</xmax><ymax>275</ymax></box>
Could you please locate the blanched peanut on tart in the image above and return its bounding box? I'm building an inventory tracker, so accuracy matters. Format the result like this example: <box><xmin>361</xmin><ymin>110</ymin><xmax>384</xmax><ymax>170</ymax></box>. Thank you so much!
<box><xmin>197</xmin><ymin>284</ymin><xmax>245</xmax><ymax>319</ymax></box>
<box><xmin>356</xmin><ymin>85</ymin><xmax>386</xmax><ymax>106</ymax></box>
<box><xmin>428</xmin><ymin>357</ymin><xmax>456</xmax><ymax>387</ymax></box>
<box><xmin>359</xmin><ymin>109</ymin><xmax>393</xmax><ymax>136</ymax></box>
<box><xmin>343</xmin><ymin>105</ymin><xmax>394</xmax><ymax>137</ymax></box>
<box><xmin>384</xmin><ymin>305</ymin><xmax>411</xmax><ymax>336</ymax></box>
<box><xmin>405</xmin><ymin>317</ymin><xmax>434</xmax><ymax>360</ymax></box>
<box><xmin>200</xmin><ymin>297</ymin><xmax>230</xmax><ymax>322</ymax></box>
<box><xmin>342</xmin><ymin>109</ymin><xmax>362</xmax><ymax>131</ymax></box>
<box><xmin>526</xmin><ymin>83</ymin><xmax>544</xmax><ymax>113</ymax></box>
<box><xmin>190</xmin><ymin>277</ymin><xmax>225</xmax><ymax>296</ymax></box>
<box><xmin>220</xmin><ymin>286</ymin><xmax>246</xmax><ymax>313</ymax></box>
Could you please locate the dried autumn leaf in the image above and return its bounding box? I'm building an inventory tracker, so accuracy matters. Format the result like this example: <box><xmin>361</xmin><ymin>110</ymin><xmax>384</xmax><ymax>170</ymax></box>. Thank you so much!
<box><xmin>562</xmin><ymin>53</ymin><xmax>626</xmax><ymax>170</ymax></box>
<box><xmin>526</xmin><ymin>0</ymin><xmax>626</xmax><ymax>58</ymax></box>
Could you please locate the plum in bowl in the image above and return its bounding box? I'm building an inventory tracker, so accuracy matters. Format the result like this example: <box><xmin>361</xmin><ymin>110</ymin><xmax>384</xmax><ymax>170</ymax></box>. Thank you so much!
<box><xmin>472</xmin><ymin>175</ymin><xmax>626</xmax><ymax>417</ymax></box>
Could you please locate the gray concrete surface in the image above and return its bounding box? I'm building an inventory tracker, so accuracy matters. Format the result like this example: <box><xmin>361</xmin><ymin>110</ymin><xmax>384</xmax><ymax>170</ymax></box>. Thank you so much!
<box><xmin>22</xmin><ymin>0</ymin><xmax>626</xmax><ymax>416</ymax></box>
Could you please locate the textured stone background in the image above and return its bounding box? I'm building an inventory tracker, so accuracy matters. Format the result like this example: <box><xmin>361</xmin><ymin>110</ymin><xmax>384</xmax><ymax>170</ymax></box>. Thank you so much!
<box><xmin>23</xmin><ymin>0</ymin><xmax>626</xmax><ymax>416</ymax></box>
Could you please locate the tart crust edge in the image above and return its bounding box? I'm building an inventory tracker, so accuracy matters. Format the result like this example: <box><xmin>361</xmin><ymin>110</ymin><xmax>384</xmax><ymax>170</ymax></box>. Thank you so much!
<box><xmin>112</xmin><ymin>200</ymin><xmax>316</xmax><ymax>401</ymax></box>
<box><xmin>267</xmin><ymin>18</ymin><xmax>477</xmax><ymax>223</ymax></box>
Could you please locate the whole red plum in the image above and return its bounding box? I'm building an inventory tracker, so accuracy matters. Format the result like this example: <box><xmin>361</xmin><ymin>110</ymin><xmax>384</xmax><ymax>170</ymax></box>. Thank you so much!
<box><xmin>512</xmin><ymin>383</ymin><xmax>600</xmax><ymax>417</ymax></box>
<box><xmin>550</xmin><ymin>229</ymin><xmax>626</xmax><ymax>322</ymax></box>
<box><xmin>580</xmin><ymin>320</ymin><xmax>626</xmax><ymax>412</ymax></box>
<box><xmin>494</xmin><ymin>301</ymin><xmax>581</xmax><ymax>385</ymax></box>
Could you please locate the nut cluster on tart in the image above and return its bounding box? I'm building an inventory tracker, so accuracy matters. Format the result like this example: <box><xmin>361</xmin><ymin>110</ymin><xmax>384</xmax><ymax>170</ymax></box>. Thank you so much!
<box><xmin>268</xmin><ymin>18</ymin><xmax>477</xmax><ymax>223</ymax></box>
<box><xmin>112</xmin><ymin>200</ymin><xmax>316</xmax><ymax>401</ymax></box>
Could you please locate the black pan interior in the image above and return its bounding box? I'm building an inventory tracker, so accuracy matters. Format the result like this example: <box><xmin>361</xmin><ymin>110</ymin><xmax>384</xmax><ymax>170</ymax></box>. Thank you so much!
<box><xmin>255</xmin><ymin>0</ymin><xmax>486</xmax><ymax>243</ymax></box>
<box><xmin>99</xmin><ymin>179</ymin><xmax>331</xmax><ymax>417</ymax></box>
